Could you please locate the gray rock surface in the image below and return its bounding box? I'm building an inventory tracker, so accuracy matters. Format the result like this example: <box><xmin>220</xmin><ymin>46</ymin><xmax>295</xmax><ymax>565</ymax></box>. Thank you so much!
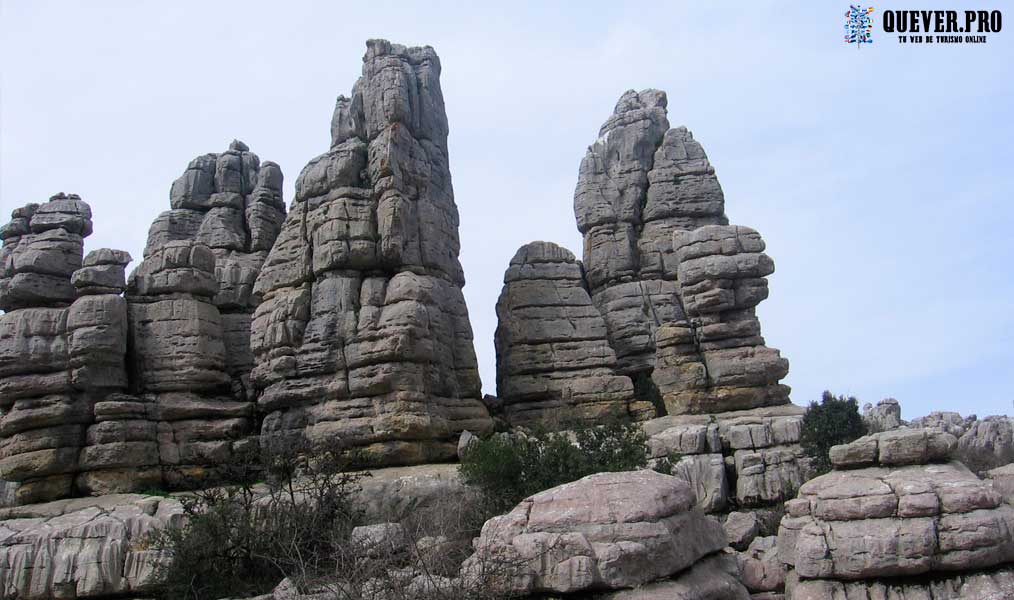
<box><xmin>463</xmin><ymin>470</ymin><xmax>734</xmax><ymax>595</ymax></box>
<box><xmin>724</xmin><ymin>511</ymin><xmax>761</xmax><ymax>550</ymax></box>
<box><xmin>910</xmin><ymin>411</ymin><xmax>976</xmax><ymax>437</ymax></box>
<box><xmin>0</xmin><ymin>197</ymin><xmax>146</xmax><ymax>503</ymax></box>
<box><xmin>573</xmin><ymin>91</ymin><xmax>727</xmax><ymax>390</ymax></box>
<box><xmin>644</xmin><ymin>405</ymin><xmax>814</xmax><ymax>511</ymax></box>
<box><xmin>495</xmin><ymin>88</ymin><xmax>791</xmax><ymax>422</ymax></box>
<box><xmin>142</xmin><ymin>141</ymin><xmax>285</xmax><ymax>403</ymax></box>
<box><xmin>597</xmin><ymin>553</ymin><xmax>750</xmax><ymax>599</ymax></box>
<box><xmin>652</xmin><ymin>225</ymin><xmax>790</xmax><ymax>415</ymax></box>
<box><xmin>863</xmin><ymin>397</ymin><xmax>904</xmax><ymax>432</ymax></box>
<box><xmin>828</xmin><ymin>427</ymin><xmax>957</xmax><ymax>469</ymax></box>
<box><xmin>0</xmin><ymin>493</ymin><xmax>183</xmax><ymax>599</ymax></box>
<box><xmin>787</xmin><ymin>567</ymin><xmax>1014</xmax><ymax>599</ymax></box>
<box><xmin>494</xmin><ymin>241</ymin><xmax>650</xmax><ymax>424</ymax></box>
<box><xmin>735</xmin><ymin>536</ymin><xmax>785</xmax><ymax>594</ymax></box>
<box><xmin>250</xmin><ymin>40</ymin><xmax>491</xmax><ymax>466</ymax></box>
<box><xmin>778</xmin><ymin>424</ymin><xmax>1014</xmax><ymax>597</ymax></box>
<box><xmin>955</xmin><ymin>416</ymin><xmax>1014</xmax><ymax>473</ymax></box>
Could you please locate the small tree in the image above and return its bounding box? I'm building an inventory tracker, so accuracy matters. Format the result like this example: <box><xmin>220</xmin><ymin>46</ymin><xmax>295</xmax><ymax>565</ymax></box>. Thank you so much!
<box><xmin>459</xmin><ymin>420</ymin><xmax>653</xmax><ymax>514</ymax></box>
<box><xmin>800</xmin><ymin>391</ymin><xmax>868</xmax><ymax>474</ymax></box>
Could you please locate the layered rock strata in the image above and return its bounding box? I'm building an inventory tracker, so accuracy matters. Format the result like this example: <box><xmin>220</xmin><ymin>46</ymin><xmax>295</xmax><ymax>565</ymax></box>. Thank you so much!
<box><xmin>0</xmin><ymin>196</ymin><xmax>141</xmax><ymax>503</ymax></box>
<box><xmin>463</xmin><ymin>470</ymin><xmax>746</xmax><ymax>596</ymax></box>
<box><xmin>0</xmin><ymin>493</ymin><xmax>183</xmax><ymax>600</ymax></box>
<box><xmin>117</xmin><ymin>141</ymin><xmax>283</xmax><ymax>488</ymax></box>
<box><xmin>496</xmin><ymin>89</ymin><xmax>790</xmax><ymax>423</ymax></box>
<box><xmin>573</xmin><ymin>91</ymin><xmax>725</xmax><ymax>379</ymax></box>
<box><xmin>250</xmin><ymin>40</ymin><xmax>491</xmax><ymax>465</ymax></box>
<box><xmin>777</xmin><ymin>427</ymin><xmax>1014</xmax><ymax>598</ymax></box>
<box><xmin>146</xmin><ymin>140</ymin><xmax>286</xmax><ymax>402</ymax></box>
<box><xmin>653</xmin><ymin>226</ymin><xmax>789</xmax><ymax>414</ymax></box>
<box><xmin>642</xmin><ymin>405</ymin><xmax>815</xmax><ymax>514</ymax></box>
<box><xmin>493</xmin><ymin>242</ymin><xmax>650</xmax><ymax>424</ymax></box>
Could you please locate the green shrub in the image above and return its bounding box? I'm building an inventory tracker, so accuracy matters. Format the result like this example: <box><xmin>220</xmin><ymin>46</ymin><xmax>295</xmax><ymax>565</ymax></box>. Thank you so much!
<box><xmin>459</xmin><ymin>420</ymin><xmax>651</xmax><ymax>514</ymax></box>
<box><xmin>800</xmin><ymin>391</ymin><xmax>868</xmax><ymax>474</ymax></box>
<box><xmin>150</xmin><ymin>437</ymin><xmax>366</xmax><ymax>600</ymax></box>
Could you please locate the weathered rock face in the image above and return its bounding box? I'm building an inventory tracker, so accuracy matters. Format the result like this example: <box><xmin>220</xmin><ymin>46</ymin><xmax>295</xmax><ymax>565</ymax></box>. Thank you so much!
<box><xmin>145</xmin><ymin>139</ymin><xmax>286</xmax><ymax>402</ymax></box>
<box><xmin>250</xmin><ymin>40</ymin><xmax>491</xmax><ymax>466</ymax></box>
<box><xmin>493</xmin><ymin>242</ymin><xmax>651</xmax><ymax>425</ymax></box>
<box><xmin>0</xmin><ymin>493</ymin><xmax>183</xmax><ymax>600</ymax></box>
<box><xmin>496</xmin><ymin>89</ymin><xmax>790</xmax><ymax>423</ymax></box>
<box><xmin>863</xmin><ymin>397</ymin><xmax>904</xmax><ymax>432</ymax></box>
<box><xmin>643</xmin><ymin>405</ymin><xmax>815</xmax><ymax>513</ymax></box>
<box><xmin>574</xmin><ymin>92</ymin><xmax>726</xmax><ymax>379</ymax></box>
<box><xmin>653</xmin><ymin>225</ymin><xmax>789</xmax><ymax>415</ymax></box>
<box><xmin>777</xmin><ymin>428</ymin><xmax>1014</xmax><ymax>598</ymax></box>
<box><xmin>117</xmin><ymin>141</ymin><xmax>283</xmax><ymax>489</ymax></box>
<box><xmin>0</xmin><ymin>196</ymin><xmax>144</xmax><ymax>503</ymax></box>
<box><xmin>463</xmin><ymin>470</ymin><xmax>741</xmax><ymax>596</ymax></box>
<box><xmin>910</xmin><ymin>412</ymin><xmax>1014</xmax><ymax>473</ymax></box>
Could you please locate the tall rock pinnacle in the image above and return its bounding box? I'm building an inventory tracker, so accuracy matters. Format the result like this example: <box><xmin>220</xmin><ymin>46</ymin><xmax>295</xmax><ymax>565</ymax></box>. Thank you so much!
<box><xmin>251</xmin><ymin>40</ymin><xmax>492</xmax><ymax>464</ymax></box>
<box><xmin>495</xmin><ymin>89</ymin><xmax>790</xmax><ymax>421</ymax></box>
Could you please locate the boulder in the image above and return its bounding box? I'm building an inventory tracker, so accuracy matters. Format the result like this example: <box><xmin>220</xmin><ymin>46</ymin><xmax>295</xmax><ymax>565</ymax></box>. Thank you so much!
<box><xmin>778</xmin><ymin>423</ymin><xmax>1014</xmax><ymax>597</ymax></box>
<box><xmin>828</xmin><ymin>427</ymin><xmax>957</xmax><ymax>469</ymax></box>
<box><xmin>862</xmin><ymin>397</ymin><xmax>903</xmax><ymax>432</ymax></box>
<box><xmin>724</xmin><ymin>511</ymin><xmax>761</xmax><ymax>550</ymax></box>
<box><xmin>462</xmin><ymin>470</ymin><xmax>732</xmax><ymax>595</ymax></box>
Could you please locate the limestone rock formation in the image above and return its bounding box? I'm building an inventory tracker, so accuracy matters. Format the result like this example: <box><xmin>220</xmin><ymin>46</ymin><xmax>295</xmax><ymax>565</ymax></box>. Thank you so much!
<box><xmin>0</xmin><ymin>195</ymin><xmax>143</xmax><ymax>503</ymax></box>
<box><xmin>643</xmin><ymin>405</ymin><xmax>815</xmax><ymax>512</ymax></box>
<box><xmin>462</xmin><ymin>470</ymin><xmax>742</xmax><ymax>596</ymax></box>
<box><xmin>571</xmin><ymin>90</ymin><xmax>788</xmax><ymax>419</ymax></box>
<box><xmin>777</xmin><ymin>428</ymin><xmax>1014</xmax><ymax>598</ymax></box>
<box><xmin>250</xmin><ymin>40</ymin><xmax>491</xmax><ymax>465</ymax></box>
<box><xmin>146</xmin><ymin>139</ymin><xmax>286</xmax><ymax>402</ymax></box>
<box><xmin>113</xmin><ymin>141</ymin><xmax>284</xmax><ymax>488</ymax></box>
<box><xmin>862</xmin><ymin>397</ymin><xmax>904</xmax><ymax>432</ymax></box>
<box><xmin>910</xmin><ymin>412</ymin><xmax>1014</xmax><ymax>473</ymax></box>
<box><xmin>955</xmin><ymin>415</ymin><xmax>1014</xmax><ymax>472</ymax></box>
<box><xmin>653</xmin><ymin>225</ymin><xmax>789</xmax><ymax>414</ymax></box>
<box><xmin>597</xmin><ymin>554</ymin><xmax>750</xmax><ymax>600</ymax></box>
<box><xmin>493</xmin><ymin>242</ymin><xmax>651</xmax><ymax>424</ymax></box>
<box><xmin>0</xmin><ymin>493</ymin><xmax>183</xmax><ymax>600</ymax></box>
<box><xmin>573</xmin><ymin>92</ymin><xmax>724</xmax><ymax>377</ymax></box>
<box><xmin>496</xmin><ymin>89</ymin><xmax>790</xmax><ymax>423</ymax></box>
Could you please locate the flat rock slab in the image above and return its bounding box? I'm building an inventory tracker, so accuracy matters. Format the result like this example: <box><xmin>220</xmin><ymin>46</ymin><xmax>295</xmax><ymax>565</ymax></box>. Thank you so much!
<box><xmin>0</xmin><ymin>493</ymin><xmax>183</xmax><ymax>600</ymax></box>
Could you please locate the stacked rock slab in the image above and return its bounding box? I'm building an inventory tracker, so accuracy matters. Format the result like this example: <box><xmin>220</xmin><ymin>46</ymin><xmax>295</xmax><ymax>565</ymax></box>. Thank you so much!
<box><xmin>643</xmin><ymin>405</ymin><xmax>815</xmax><ymax>514</ymax></box>
<box><xmin>462</xmin><ymin>470</ymin><xmax>748</xmax><ymax>597</ymax></box>
<box><xmin>653</xmin><ymin>225</ymin><xmax>789</xmax><ymax>415</ymax></box>
<box><xmin>0</xmin><ymin>196</ymin><xmax>142</xmax><ymax>503</ymax></box>
<box><xmin>573</xmin><ymin>90</ymin><xmax>730</xmax><ymax>392</ymax></box>
<box><xmin>496</xmin><ymin>89</ymin><xmax>790</xmax><ymax>424</ymax></box>
<box><xmin>148</xmin><ymin>140</ymin><xmax>286</xmax><ymax>402</ymax></box>
<box><xmin>493</xmin><ymin>242</ymin><xmax>651</xmax><ymax>425</ymax></box>
<box><xmin>250</xmin><ymin>40</ymin><xmax>491</xmax><ymax>465</ymax></box>
<box><xmin>777</xmin><ymin>427</ymin><xmax>1014</xmax><ymax>599</ymax></box>
<box><xmin>123</xmin><ymin>141</ymin><xmax>284</xmax><ymax>487</ymax></box>
<box><xmin>126</xmin><ymin>240</ymin><xmax>254</xmax><ymax>487</ymax></box>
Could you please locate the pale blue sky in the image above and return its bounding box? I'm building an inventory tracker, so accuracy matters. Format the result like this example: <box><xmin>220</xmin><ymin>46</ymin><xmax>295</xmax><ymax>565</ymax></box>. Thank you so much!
<box><xmin>2</xmin><ymin>1</ymin><xmax>1011</xmax><ymax>419</ymax></box>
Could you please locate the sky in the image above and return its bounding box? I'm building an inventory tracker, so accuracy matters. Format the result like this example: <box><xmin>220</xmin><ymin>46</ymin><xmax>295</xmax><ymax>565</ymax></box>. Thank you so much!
<box><xmin>2</xmin><ymin>1</ymin><xmax>1012</xmax><ymax>420</ymax></box>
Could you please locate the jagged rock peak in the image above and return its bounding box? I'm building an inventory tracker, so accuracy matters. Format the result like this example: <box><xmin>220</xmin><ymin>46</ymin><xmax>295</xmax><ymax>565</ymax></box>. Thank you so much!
<box><xmin>251</xmin><ymin>40</ymin><xmax>490</xmax><ymax>466</ymax></box>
